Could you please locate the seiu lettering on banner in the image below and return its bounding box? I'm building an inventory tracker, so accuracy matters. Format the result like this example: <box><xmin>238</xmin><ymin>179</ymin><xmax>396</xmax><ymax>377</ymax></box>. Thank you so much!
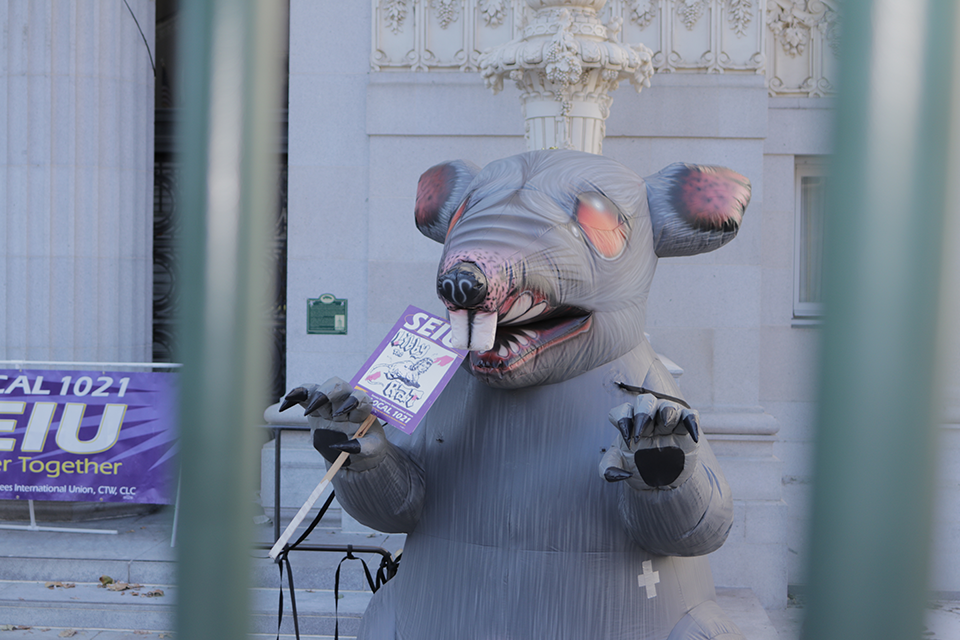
<box><xmin>0</xmin><ymin>370</ymin><xmax>177</xmax><ymax>504</ymax></box>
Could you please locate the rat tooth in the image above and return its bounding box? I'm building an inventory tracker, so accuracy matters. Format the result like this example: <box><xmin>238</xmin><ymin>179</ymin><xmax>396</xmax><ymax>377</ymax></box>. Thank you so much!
<box><xmin>498</xmin><ymin>345</ymin><xmax>509</xmax><ymax>357</ymax></box>
<box><xmin>500</xmin><ymin>292</ymin><xmax>533</xmax><ymax>325</ymax></box>
<box><xmin>513</xmin><ymin>302</ymin><xmax>547</xmax><ymax>324</ymax></box>
<box><xmin>522</xmin><ymin>329</ymin><xmax>539</xmax><ymax>340</ymax></box>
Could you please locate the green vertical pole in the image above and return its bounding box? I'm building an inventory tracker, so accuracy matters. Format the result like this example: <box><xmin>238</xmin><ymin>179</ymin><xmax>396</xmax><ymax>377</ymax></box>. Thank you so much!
<box><xmin>174</xmin><ymin>1</ymin><xmax>284</xmax><ymax>638</ymax></box>
<box><xmin>804</xmin><ymin>2</ymin><xmax>957</xmax><ymax>640</ymax></box>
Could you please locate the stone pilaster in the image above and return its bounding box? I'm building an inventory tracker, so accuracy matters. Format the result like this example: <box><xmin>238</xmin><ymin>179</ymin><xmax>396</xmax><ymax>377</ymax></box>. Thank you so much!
<box><xmin>1</xmin><ymin>0</ymin><xmax>155</xmax><ymax>362</ymax></box>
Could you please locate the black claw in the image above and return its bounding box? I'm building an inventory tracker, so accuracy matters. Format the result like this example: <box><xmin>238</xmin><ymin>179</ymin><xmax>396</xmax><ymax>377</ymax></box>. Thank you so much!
<box><xmin>329</xmin><ymin>439</ymin><xmax>361</xmax><ymax>455</ymax></box>
<box><xmin>333</xmin><ymin>396</ymin><xmax>359</xmax><ymax>417</ymax></box>
<box><xmin>616</xmin><ymin>418</ymin><xmax>633</xmax><ymax>442</ymax></box>
<box><xmin>682</xmin><ymin>414</ymin><xmax>700</xmax><ymax>443</ymax></box>
<box><xmin>604</xmin><ymin>467</ymin><xmax>633</xmax><ymax>483</ymax></box>
<box><xmin>303</xmin><ymin>392</ymin><xmax>330</xmax><ymax>416</ymax></box>
<box><xmin>280</xmin><ymin>388</ymin><xmax>308</xmax><ymax>412</ymax></box>
<box><xmin>637</xmin><ymin>414</ymin><xmax>654</xmax><ymax>440</ymax></box>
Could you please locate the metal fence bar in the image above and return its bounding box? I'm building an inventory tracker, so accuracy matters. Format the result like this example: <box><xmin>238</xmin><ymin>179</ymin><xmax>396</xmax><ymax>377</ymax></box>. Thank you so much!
<box><xmin>0</xmin><ymin>361</ymin><xmax>182</xmax><ymax>369</ymax></box>
<box><xmin>803</xmin><ymin>2</ymin><xmax>958</xmax><ymax>639</ymax></box>
<box><xmin>174</xmin><ymin>1</ymin><xmax>285</xmax><ymax>639</ymax></box>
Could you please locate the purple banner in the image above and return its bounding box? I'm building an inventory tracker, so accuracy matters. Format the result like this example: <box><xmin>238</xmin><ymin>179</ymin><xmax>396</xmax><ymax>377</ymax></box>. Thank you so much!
<box><xmin>350</xmin><ymin>306</ymin><xmax>467</xmax><ymax>434</ymax></box>
<box><xmin>0</xmin><ymin>370</ymin><xmax>178</xmax><ymax>504</ymax></box>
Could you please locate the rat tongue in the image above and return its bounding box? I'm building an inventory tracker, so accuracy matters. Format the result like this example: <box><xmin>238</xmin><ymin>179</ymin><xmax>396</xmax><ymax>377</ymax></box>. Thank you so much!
<box><xmin>448</xmin><ymin>309</ymin><xmax>497</xmax><ymax>352</ymax></box>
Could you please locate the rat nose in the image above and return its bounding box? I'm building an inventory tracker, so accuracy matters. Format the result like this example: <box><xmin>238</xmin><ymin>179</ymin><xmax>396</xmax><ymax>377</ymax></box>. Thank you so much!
<box><xmin>437</xmin><ymin>261</ymin><xmax>488</xmax><ymax>309</ymax></box>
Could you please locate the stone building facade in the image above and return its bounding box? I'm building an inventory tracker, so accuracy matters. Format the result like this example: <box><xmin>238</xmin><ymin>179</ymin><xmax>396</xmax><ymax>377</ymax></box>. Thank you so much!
<box><xmin>3</xmin><ymin>0</ymin><xmax>958</xmax><ymax>612</ymax></box>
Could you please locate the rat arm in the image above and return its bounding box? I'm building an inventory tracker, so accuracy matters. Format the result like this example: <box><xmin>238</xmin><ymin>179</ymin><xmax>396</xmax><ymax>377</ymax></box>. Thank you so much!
<box><xmin>281</xmin><ymin>380</ymin><xmax>425</xmax><ymax>533</ymax></box>
<box><xmin>599</xmin><ymin>363</ymin><xmax>733</xmax><ymax>557</ymax></box>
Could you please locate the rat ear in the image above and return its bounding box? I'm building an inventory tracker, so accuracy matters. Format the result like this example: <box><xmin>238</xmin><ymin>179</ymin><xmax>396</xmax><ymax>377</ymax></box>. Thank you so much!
<box><xmin>645</xmin><ymin>163</ymin><xmax>751</xmax><ymax>257</ymax></box>
<box><xmin>415</xmin><ymin>160</ymin><xmax>481</xmax><ymax>243</ymax></box>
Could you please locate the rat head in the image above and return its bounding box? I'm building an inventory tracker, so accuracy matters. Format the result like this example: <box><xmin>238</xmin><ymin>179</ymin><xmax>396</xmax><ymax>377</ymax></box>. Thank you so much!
<box><xmin>415</xmin><ymin>150</ymin><xmax>750</xmax><ymax>389</ymax></box>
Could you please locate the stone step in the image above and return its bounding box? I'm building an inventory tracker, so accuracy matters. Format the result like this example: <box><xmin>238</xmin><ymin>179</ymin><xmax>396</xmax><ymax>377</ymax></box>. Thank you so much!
<box><xmin>0</xmin><ymin>546</ymin><xmax>399</xmax><ymax>594</ymax></box>
<box><xmin>0</xmin><ymin>507</ymin><xmax>787</xmax><ymax>639</ymax></box>
<box><xmin>0</xmin><ymin>581</ymin><xmax>779</xmax><ymax>639</ymax></box>
<box><xmin>0</xmin><ymin>579</ymin><xmax>372</xmax><ymax>637</ymax></box>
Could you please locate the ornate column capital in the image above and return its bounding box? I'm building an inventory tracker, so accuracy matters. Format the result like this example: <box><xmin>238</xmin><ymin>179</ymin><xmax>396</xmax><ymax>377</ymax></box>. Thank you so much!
<box><xmin>478</xmin><ymin>0</ymin><xmax>654</xmax><ymax>154</ymax></box>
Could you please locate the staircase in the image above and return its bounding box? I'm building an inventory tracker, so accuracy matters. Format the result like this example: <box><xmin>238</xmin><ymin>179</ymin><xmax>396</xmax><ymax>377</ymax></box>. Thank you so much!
<box><xmin>0</xmin><ymin>505</ymin><xmax>784</xmax><ymax>639</ymax></box>
<box><xmin>0</xmin><ymin>505</ymin><xmax>405</xmax><ymax>639</ymax></box>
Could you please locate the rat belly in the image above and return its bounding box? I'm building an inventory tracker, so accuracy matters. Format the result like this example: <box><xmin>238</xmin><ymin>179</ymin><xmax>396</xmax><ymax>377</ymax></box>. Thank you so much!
<box><xmin>377</xmin><ymin>346</ymin><xmax>717</xmax><ymax>639</ymax></box>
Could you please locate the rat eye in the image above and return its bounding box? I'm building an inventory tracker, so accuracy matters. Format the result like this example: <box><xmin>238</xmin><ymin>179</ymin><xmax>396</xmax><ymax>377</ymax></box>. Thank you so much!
<box><xmin>446</xmin><ymin>198</ymin><xmax>468</xmax><ymax>237</ymax></box>
<box><xmin>575</xmin><ymin>192</ymin><xmax>628</xmax><ymax>258</ymax></box>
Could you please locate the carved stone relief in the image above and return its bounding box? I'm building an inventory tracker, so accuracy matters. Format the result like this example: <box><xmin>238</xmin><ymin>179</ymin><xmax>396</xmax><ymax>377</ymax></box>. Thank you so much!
<box><xmin>371</xmin><ymin>0</ymin><xmax>838</xmax><ymax>97</ymax></box>
<box><xmin>381</xmin><ymin>0</ymin><xmax>409</xmax><ymax>34</ymax></box>
<box><xmin>676</xmin><ymin>0</ymin><xmax>707</xmax><ymax>31</ymax></box>
<box><xmin>765</xmin><ymin>0</ymin><xmax>839</xmax><ymax>96</ymax></box>
<box><xmin>727</xmin><ymin>0</ymin><xmax>752</xmax><ymax>37</ymax></box>
<box><xmin>626</xmin><ymin>0</ymin><xmax>658</xmax><ymax>29</ymax></box>
<box><xmin>433</xmin><ymin>0</ymin><xmax>461</xmax><ymax>28</ymax></box>
<box><xmin>480</xmin><ymin>0</ymin><xmax>509</xmax><ymax>25</ymax></box>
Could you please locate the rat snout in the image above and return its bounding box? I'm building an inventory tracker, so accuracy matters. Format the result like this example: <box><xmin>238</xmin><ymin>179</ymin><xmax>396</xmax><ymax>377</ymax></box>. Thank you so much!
<box><xmin>437</xmin><ymin>261</ymin><xmax>488</xmax><ymax>309</ymax></box>
<box><xmin>437</xmin><ymin>261</ymin><xmax>498</xmax><ymax>352</ymax></box>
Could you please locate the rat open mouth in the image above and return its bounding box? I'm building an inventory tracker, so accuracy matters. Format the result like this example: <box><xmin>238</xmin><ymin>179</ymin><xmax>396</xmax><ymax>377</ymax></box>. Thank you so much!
<box><xmin>468</xmin><ymin>294</ymin><xmax>593</xmax><ymax>378</ymax></box>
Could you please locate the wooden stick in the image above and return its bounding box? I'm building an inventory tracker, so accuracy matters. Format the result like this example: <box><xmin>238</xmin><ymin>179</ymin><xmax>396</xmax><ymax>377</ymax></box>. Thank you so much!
<box><xmin>268</xmin><ymin>414</ymin><xmax>376</xmax><ymax>559</ymax></box>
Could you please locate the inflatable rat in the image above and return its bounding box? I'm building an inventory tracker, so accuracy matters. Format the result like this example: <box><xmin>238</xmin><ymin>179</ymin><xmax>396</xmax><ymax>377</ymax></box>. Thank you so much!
<box><xmin>284</xmin><ymin>150</ymin><xmax>751</xmax><ymax>639</ymax></box>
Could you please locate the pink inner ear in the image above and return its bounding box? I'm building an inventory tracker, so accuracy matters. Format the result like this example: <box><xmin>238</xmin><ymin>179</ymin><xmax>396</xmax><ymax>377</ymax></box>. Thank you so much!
<box><xmin>577</xmin><ymin>194</ymin><xmax>627</xmax><ymax>258</ymax></box>
<box><xmin>676</xmin><ymin>168</ymin><xmax>747</xmax><ymax>229</ymax></box>
<box><xmin>415</xmin><ymin>164</ymin><xmax>456</xmax><ymax>228</ymax></box>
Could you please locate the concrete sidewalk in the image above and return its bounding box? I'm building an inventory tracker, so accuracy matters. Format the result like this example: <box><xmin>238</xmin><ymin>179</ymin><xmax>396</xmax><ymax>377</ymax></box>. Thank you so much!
<box><xmin>0</xmin><ymin>505</ymin><xmax>957</xmax><ymax>639</ymax></box>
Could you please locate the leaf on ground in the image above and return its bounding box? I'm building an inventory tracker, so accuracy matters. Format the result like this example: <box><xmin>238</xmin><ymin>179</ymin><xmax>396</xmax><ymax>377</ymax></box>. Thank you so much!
<box><xmin>58</xmin><ymin>630</ymin><xmax>77</xmax><ymax>637</ymax></box>
<box><xmin>0</xmin><ymin>626</ymin><xmax>32</xmax><ymax>631</ymax></box>
<box><xmin>99</xmin><ymin>575</ymin><xmax>115</xmax><ymax>586</ymax></box>
<box><xmin>144</xmin><ymin>589</ymin><xmax>164</xmax><ymax>598</ymax></box>
<box><xmin>45</xmin><ymin>581</ymin><xmax>74</xmax><ymax>589</ymax></box>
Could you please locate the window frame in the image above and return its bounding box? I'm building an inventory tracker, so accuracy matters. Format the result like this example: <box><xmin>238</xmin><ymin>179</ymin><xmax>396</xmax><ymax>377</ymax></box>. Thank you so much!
<box><xmin>793</xmin><ymin>157</ymin><xmax>828</xmax><ymax>322</ymax></box>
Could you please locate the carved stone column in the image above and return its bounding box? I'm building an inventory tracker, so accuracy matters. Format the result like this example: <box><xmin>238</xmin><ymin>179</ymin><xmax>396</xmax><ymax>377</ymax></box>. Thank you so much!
<box><xmin>478</xmin><ymin>0</ymin><xmax>654</xmax><ymax>154</ymax></box>
<box><xmin>0</xmin><ymin>1</ymin><xmax>155</xmax><ymax>362</ymax></box>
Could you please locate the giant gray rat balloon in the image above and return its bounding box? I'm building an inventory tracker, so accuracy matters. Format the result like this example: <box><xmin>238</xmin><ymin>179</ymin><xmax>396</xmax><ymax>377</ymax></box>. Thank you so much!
<box><xmin>289</xmin><ymin>149</ymin><xmax>751</xmax><ymax>639</ymax></box>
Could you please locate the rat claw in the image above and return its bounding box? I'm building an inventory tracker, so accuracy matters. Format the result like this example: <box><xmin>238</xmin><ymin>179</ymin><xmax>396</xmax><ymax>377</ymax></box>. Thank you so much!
<box><xmin>333</xmin><ymin>395</ymin><xmax>359</xmax><ymax>417</ymax></box>
<box><xmin>682</xmin><ymin>414</ymin><xmax>700</xmax><ymax>443</ymax></box>
<box><xmin>636</xmin><ymin>413</ymin><xmax>654</xmax><ymax>441</ymax></box>
<box><xmin>280</xmin><ymin>387</ymin><xmax>308</xmax><ymax>412</ymax></box>
<box><xmin>616</xmin><ymin>417</ymin><xmax>632</xmax><ymax>442</ymax></box>
<box><xmin>303</xmin><ymin>392</ymin><xmax>330</xmax><ymax>416</ymax></box>
<box><xmin>329</xmin><ymin>439</ymin><xmax>361</xmax><ymax>455</ymax></box>
<box><xmin>604</xmin><ymin>467</ymin><xmax>633</xmax><ymax>483</ymax></box>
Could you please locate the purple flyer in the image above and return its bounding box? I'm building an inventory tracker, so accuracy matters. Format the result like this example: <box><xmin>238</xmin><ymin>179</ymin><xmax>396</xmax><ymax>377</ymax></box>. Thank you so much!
<box><xmin>0</xmin><ymin>370</ymin><xmax>178</xmax><ymax>504</ymax></box>
<box><xmin>350</xmin><ymin>306</ymin><xmax>468</xmax><ymax>434</ymax></box>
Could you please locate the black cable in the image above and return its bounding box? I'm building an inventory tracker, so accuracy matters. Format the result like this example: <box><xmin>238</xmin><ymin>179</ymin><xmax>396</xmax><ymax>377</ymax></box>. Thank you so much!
<box><xmin>122</xmin><ymin>0</ymin><xmax>156</xmax><ymax>77</ymax></box>
<box><xmin>275</xmin><ymin>490</ymin><xmax>337</xmax><ymax>640</ymax></box>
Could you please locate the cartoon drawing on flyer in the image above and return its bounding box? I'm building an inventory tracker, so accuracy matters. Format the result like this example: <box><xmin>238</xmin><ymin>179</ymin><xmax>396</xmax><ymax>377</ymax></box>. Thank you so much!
<box><xmin>349</xmin><ymin>306</ymin><xmax>468</xmax><ymax>434</ymax></box>
<box><xmin>359</xmin><ymin>329</ymin><xmax>455</xmax><ymax>412</ymax></box>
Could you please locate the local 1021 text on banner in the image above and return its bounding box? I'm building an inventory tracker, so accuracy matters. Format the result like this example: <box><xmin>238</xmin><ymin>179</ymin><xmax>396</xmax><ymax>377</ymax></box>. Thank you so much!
<box><xmin>0</xmin><ymin>370</ymin><xmax>177</xmax><ymax>504</ymax></box>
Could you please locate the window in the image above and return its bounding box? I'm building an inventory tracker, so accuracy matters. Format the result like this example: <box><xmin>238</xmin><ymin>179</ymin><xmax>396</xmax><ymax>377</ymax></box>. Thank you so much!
<box><xmin>794</xmin><ymin>159</ymin><xmax>827</xmax><ymax>320</ymax></box>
